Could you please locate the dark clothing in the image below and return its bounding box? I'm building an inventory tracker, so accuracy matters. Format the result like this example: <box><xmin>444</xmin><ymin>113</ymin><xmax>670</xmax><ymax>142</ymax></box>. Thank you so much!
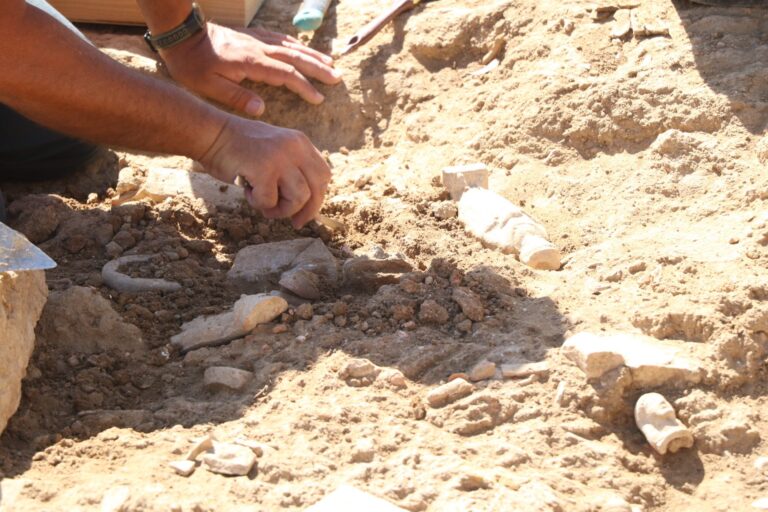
<box><xmin>0</xmin><ymin>104</ymin><xmax>98</xmax><ymax>181</ymax></box>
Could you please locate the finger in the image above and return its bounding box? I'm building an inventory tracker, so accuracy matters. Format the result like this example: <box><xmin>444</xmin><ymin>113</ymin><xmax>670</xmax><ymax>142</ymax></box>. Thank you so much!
<box><xmin>268</xmin><ymin>46</ymin><xmax>342</xmax><ymax>85</ymax></box>
<box><xmin>261</xmin><ymin>169</ymin><xmax>312</xmax><ymax>218</ymax></box>
<box><xmin>290</xmin><ymin>149</ymin><xmax>331</xmax><ymax>228</ymax></box>
<box><xmin>201</xmin><ymin>75</ymin><xmax>266</xmax><ymax>117</ymax></box>
<box><xmin>248</xmin><ymin>28</ymin><xmax>335</xmax><ymax>66</ymax></box>
<box><xmin>245</xmin><ymin>57</ymin><xmax>325</xmax><ymax>104</ymax></box>
<box><xmin>243</xmin><ymin>172</ymin><xmax>279</xmax><ymax>211</ymax></box>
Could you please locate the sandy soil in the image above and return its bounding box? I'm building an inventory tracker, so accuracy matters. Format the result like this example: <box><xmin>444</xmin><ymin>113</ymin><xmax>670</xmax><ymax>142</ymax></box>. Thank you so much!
<box><xmin>2</xmin><ymin>0</ymin><xmax>768</xmax><ymax>510</ymax></box>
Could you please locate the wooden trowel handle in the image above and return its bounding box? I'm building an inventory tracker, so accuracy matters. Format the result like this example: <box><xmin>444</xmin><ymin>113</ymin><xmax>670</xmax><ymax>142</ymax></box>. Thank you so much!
<box><xmin>341</xmin><ymin>0</ymin><xmax>420</xmax><ymax>55</ymax></box>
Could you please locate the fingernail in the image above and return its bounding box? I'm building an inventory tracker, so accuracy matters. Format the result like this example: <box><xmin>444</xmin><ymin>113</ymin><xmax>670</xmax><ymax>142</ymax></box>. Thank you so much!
<box><xmin>314</xmin><ymin>93</ymin><xmax>325</xmax><ymax>104</ymax></box>
<box><xmin>245</xmin><ymin>98</ymin><xmax>264</xmax><ymax>116</ymax></box>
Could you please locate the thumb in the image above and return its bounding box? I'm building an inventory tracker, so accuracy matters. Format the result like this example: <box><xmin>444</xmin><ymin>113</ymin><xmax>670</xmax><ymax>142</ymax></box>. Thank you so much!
<box><xmin>202</xmin><ymin>76</ymin><xmax>265</xmax><ymax>117</ymax></box>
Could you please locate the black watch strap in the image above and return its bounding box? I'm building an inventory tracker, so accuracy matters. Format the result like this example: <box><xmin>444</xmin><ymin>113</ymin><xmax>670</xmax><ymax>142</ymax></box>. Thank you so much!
<box><xmin>144</xmin><ymin>3</ymin><xmax>206</xmax><ymax>52</ymax></box>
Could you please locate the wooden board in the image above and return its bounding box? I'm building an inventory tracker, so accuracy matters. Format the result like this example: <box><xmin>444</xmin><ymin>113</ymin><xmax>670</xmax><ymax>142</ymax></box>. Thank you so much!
<box><xmin>48</xmin><ymin>0</ymin><xmax>266</xmax><ymax>27</ymax></box>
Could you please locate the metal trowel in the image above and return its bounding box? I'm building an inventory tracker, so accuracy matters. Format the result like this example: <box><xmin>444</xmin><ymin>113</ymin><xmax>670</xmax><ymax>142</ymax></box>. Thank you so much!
<box><xmin>0</xmin><ymin>222</ymin><xmax>57</xmax><ymax>273</ymax></box>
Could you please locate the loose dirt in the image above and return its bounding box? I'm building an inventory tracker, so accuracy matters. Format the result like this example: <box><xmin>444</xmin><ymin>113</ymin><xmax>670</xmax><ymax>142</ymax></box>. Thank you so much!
<box><xmin>2</xmin><ymin>0</ymin><xmax>768</xmax><ymax>510</ymax></box>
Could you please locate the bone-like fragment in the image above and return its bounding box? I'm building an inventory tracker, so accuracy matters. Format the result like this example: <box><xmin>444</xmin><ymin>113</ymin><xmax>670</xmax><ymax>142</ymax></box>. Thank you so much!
<box><xmin>102</xmin><ymin>254</ymin><xmax>182</xmax><ymax>293</ymax></box>
<box><xmin>458</xmin><ymin>188</ymin><xmax>561</xmax><ymax>270</ymax></box>
<box><xmin>634</xmin><ymin>392</ymin><xmax>694</xmax><ymax>454</ymax></box>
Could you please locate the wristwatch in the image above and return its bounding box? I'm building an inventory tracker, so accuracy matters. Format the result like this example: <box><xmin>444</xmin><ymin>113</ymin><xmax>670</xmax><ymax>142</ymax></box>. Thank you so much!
<box><xmin>144</xmin><ymin>3</ymin><xmax>206</xmax><ymax>52</ymax></box>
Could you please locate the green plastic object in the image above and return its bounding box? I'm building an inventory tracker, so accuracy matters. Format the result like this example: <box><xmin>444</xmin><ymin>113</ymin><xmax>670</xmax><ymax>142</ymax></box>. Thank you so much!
<box><xmin>293</xmin><ymin>0</ymin><xmax>332</xmax><ymax>31</ymax></box>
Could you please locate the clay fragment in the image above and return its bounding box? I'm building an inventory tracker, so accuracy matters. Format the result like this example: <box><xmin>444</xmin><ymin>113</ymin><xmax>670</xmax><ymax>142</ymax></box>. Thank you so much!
<box><xmin>202</xmin><ymin>442</ymin><xmax>257</xmax><ymax>476</ymax></box>
<box><xmin>634</xmin><ymin>392</ymin><xmax>694</xmax><ymax>454</ymax></box>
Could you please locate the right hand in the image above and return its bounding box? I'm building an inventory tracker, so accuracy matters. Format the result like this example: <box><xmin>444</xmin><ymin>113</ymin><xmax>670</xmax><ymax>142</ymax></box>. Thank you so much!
<box><xmin>200</xmin><ymin>117</ymin><xmax>331</xmax><ymax>228</ymax></box>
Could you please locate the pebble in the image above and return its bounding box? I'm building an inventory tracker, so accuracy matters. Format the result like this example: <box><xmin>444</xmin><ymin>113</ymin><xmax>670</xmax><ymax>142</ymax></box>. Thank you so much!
<box><xmin>350</xmin><ymin>438</ymin><xmax>376</xmax><ymax>463</ymax></box>
<box><xmin>419</xmin><ymin>300</ymin><xmax>450</xmax><ymax>324</ymax></box>
<box><xmin>554</xmin><ymin>381</ymin><xmax>567</xmax><ymax>406</ymax></box>
<box><xmin>455</xmin><ymin>472</ymin><xmax>492</xmax><ymax>491</ymax></box>
<box><xmin>87</xmin><ymin>192</ymin><xmax>99</xmax><ymax>204</ymax></box>
<box><xmin>272</xmin><ymin>324</ymin><xmax>288</xmax><ymax>334</ymax></box>
<box><xmin>380</xmin><ymin>368</ymin><xmax>407</xmax><ymax>387</ymax></box>
<box><xmin>202</xmin><ymin>442</ymin><xmax>258</xmax><ymax>476</ymax></box>
<box><xmin>468</xmin><ymin>360</ymin><xmax>497</xmax><ymax>381</ymax></box>
<box><xmin>452</xmin><ymin>287</ymin><xmax>484</xmax><ymax>322</ymax></box>
<box><xmin>432</xmin><ymin>201</ymin><xmax>459</xmax><ymax>220</ymax></box>
<box><xmin>456</xmin><ymin>319</ymin><xmax>473</xmax><ymax>333</ymax></box>
<box><xmin>296</xmin><ymin>303</ymin><xmax>314</xmax><ymax>320</ymax></box>
<box><xmin>753</xmin><ymin>498</ymin><xmax>768</xmax><ymax>510</ymax></box>
<box><xmin>169</xmin><ymin>459</ymin><xmax>196</xmax><ymax>477</ymax></box>
<box><xmin>204</xmin><ymin>366</ymin><xmax>253</xmax><ymax>391</ymax></box>
<box><xmin>501</xmin><ymin>360</ymin><xmax>549</xmax><ymax>379</ymax></box>
<box><xmin>340</xmin><ymin>359</ymin><xmax>378</xmax><ymax>380</ymax></box>
<box><xmin>426</xmin><ymin>378</ymin><xmax>474</xmax><ymax>408</ymax></box>
<box><xmin>756</xmin><ymin>456</ymin><xmax>768</xmax><ymax>472</ymax></box>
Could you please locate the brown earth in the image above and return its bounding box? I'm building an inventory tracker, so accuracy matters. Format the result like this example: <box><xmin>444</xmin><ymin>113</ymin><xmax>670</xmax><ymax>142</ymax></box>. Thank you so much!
<box><xmin>2</xmin><ymin>0</ymin><xmax>768</xmax><ymax>510</ymax></box>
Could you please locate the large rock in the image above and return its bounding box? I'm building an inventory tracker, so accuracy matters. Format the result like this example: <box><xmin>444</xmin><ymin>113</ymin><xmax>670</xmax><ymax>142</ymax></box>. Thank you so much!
<box><xmin>0</xmin><ymin>270</ymin><xmax>48</xmax><ymax>434</ymax></box>
<box><xmin>37</xmin><ymin>286</ymin><xmax>143</xmax><ymax>354</ymax></box>
<box><xmin>562</xmin><ymin>332</ymin><xmax>703</xmax><ymax>388</ymax></box>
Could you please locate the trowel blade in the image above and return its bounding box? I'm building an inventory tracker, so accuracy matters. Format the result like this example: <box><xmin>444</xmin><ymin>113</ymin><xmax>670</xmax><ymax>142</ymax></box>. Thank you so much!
<box><xmin>0</xmin><ymin>222</ymin><xmax>56</xmax><ymax>273</ymax></box>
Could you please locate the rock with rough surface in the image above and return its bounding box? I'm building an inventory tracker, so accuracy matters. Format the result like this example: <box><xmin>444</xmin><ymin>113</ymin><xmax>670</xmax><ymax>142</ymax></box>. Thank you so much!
<box><xmin>171</xmin><ymin>294</ymin><xmax>287</xmax><ymax>352</ymax></box>
<box><xmin>0</xmin><ymin>271</ymin><xmax>47</xmax><ymax>435</ymax></box>
<box><xmin>501</xmin><ymin>360</ymin><xmax>550</xmax><ymax>379</ymax></box>
<box><xmin>204</xmin><ymin>366</ymin><xmax>253</xmax><ymax>390</ymax></box>
<box><xmin>458</xmin><ymin>188</ymin><xmax>561</xmax><ymax>270</ymax></box>
<box><xmin>426</xmin><ymin>378</ymin><xmax>474</xmax><ymax>408</ymax></box>
<box><xmin>468</xmin><ymin>360</ymin><xmax>496</xmax><ymax>381</ymax></box>
<box><xmin>169</xmin><ymin>459</ymin><xmax>196</xmax><ymax>477</ymax></box>
<box><xmin>452</xmin><ymin>287</ymin><xmax>484</xmax><ymax>322</ymax></box>
<box><xmin>419</xmin><ymin>299</ymin><xmax>450</xmax><ymax>324</ymax></box>
<box><xmin>562</xmin><ymin>332</ymin><xmax>703</xmax><ymax>387</ymax></box>
<box><xmin>37</xmin><ymin>286</ymin><xmax>143</xmax><ymax>354</ymax></box>
<box><xmin>202</xmin><ymin>442</ymin><xmax>257</xmax><ymax>476</ymax></box>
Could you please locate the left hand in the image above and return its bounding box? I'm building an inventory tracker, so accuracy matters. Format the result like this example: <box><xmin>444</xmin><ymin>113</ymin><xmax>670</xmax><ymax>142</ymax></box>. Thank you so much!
<box><xmin>160</xmin><ymin>23</ymin><xmax>343</xmax><ymax>117</ymax></box>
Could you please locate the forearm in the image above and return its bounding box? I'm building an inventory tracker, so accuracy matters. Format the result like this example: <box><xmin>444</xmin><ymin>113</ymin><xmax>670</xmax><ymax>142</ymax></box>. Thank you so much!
<box><xmin>0</xmin><ymin>1</ymin><xmax>228</xmax><ymax>162</ymax></box>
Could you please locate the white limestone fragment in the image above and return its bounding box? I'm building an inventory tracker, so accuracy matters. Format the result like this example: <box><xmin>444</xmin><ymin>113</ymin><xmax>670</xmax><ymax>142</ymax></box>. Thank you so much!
<box><xmin>755</xmin><ymin>456</ymin><xmax>768</xmax><ymax>473</ymax></box>
<box><xmin>350</xmin><ymin>438</ymin><xmax>376</xmax><ymax>463</ymax></box>
<box><xmin>339</xmin><ymin>359</ymin><xmax>379</xmax><ymax>380</ymax></box>
<box><xmin>169</xmin><ymin>459</ymin><xmax>196</xmax><ymax>477</ymax></box>
<box><xmin>0</xmin><ymin>271</ymin><xmax>48</xmax><ymax>435</ymax></box>
<box><xmin>426</xmin><ymin>378</ymin><xmax>474</xmax><ymax>408</ymax></box>
<box><xmin>562</xmin><ymin>332</ymin><xmax>703</xmax><ymax>386</ymax></box>
<box><xmin>753</xmin><ymin>498</ymin><xmax>768</xmax><ymax>510</ymax></box>
<box><xmin>501</xmin><ymin>360</ymin><xmax>549</xmax><ymax>379</ymax></box>
<box><xmin>171</xmin><ymin>294</ymin><xmax>288</xmax><ymax>352</ymax></box>
<box><xmin>458</xmin><ymin>188</ymin><xmax>561</xmax><ymax>270</ymax></box>
<box><xmin>100</xmin><ymin>486</ymin><xmax>131</xmax><ymax>512</ymax></box>
<box><xmin>306</xmin><ymin>485</ymin><xmax>408</xmax><ymax>512</ymax></box>
<box><xmin>442</xmin><ymin>163</ymin><xmax>489</xmax><ymax>200</ymax></box>
<box><xmin>204</xmin><ymin>366</ymin><xmax>253</xmax><ymax>390</ymax></box>
<box><xmin>379</xmin><ymin>368</ymin><xmax>407</xmax><ymax>387</ymax></box>
<box><xmin>468</xmin><ymin>360</ymin><xmax>496</xmax><ymax>381</ymax></box>
<box><xmin>202</xmin><ymin>442</ymin><xmax>258</xmax><ymax>476</ymax></box>
<box><xmin>113</xmin><ymin>166</ymin><xmax>245</xmax><ymax>210</ymax></box>
<box><xmin>635</xmin><ymin>392</ymin><xmax>694</xmax><ymax>455</ymax></box>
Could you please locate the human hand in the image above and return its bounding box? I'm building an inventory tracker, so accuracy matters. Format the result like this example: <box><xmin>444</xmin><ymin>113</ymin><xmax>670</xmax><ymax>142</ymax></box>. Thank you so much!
<box><xmin>161</xmin><ymin>23</ymin><xmax>343</xmax><ymax>116</ymax></box>
<box><xmin>200</xmin><ymin>116</ymin><xmax>331</xmax><ymax>228</ymax></box>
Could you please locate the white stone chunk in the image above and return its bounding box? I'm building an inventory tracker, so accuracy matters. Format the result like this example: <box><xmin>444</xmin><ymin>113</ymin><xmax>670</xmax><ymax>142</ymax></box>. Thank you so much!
<box><xmin>501</xmin><ymin>360</ymin><xmax>549</xmax><ymax>379</ymax></box>
<box><xmin>185</xmin><ymin>433</ymin><xmax>214</xmax><ymax>461</ymax></box>
<box><xmin>426</xmin><ymin>378</ymin><xmax>474</xmax><ymax>408</ymax></box>
<box><xmin>204</xmin><ymin>366</ymin><xmax>253</xmax><ymax>390</ymax></box>
<box><xmin>171</xmin><ymin>294</ymin><xmax>288</xmax><ymax>352</ymax></box>
<box><xmin>562</xmin><ymin>332</ymin><xmax>702</xmax><ymax>387</ymax></box>
<box><xmin>350</xmin><ymin>438</ymin><xmax>376</xmax><ymax>463</ymax></box>
<box><xmin>458</xmin><ymin>188</ymin><xmax>561</xmax><ymax>270</ymax></box>
<box><xmin>635</xmin><ymin>393</ymin><xmax>694</xmax><ymax>455</ymax></box>
<box><xmin>306</xmin><ymin>485</ymin><xmax>408</xmax><ymax>512</ymax></box>
<box><xmin>468</xmin><ymin>360</ymin><xmax>496</xmax><ymax>381</ymax></box>
<box><xmin>753</xmin><ymin>498</ymin><xmax>768</xmax><ymax>510</ymax></box>
<box><xmin>169</xmin><ymin>459</ymin><xmax>196</xmax><ymax>477</ymax></box>
<box><xmin>442</xmin><ymin>163</ymin><xmax>489</xmax><ymax>200</ymax></box>
<box><xmin>202</xmin><ymin>442</ymin><xmax>258</xmax><ymax>476</ymax></box>
<box><xmin>100</xmin><ymin>486</ymin><xmax>131</xmax><ymax>512</ymax></box>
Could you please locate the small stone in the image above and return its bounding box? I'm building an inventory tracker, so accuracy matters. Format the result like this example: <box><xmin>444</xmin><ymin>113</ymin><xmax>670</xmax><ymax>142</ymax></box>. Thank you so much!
<box><xmin>456</xmin><ymin>472</ymin><xmax>491</xmax><ymax>491</ymax></box>
<box><xmin>169</xmin><ymin>459</ymin><xmax>196</xmax><ymax>477</ymax></box>
<box><xmin>426</xmin><ymin>378</ymin><xmax>474</xmax><ymax>408</ymax></box>
<box><xmin>753</xmin><ymin>498</ymin><xmax>768</xmax><ymax>510</ymax></box>
<box><xmin>755</xmin><ymin>456</ymin><xmax>768</xmax><ymax>473</ymax></box>
<box><xmin>442</xmin><ymin>163</ymin><xmax>489</xmax><ymax>201</ymax></box>
<box><xmin>112</xmin><ymin>230</ymin><xmax>136</xmax><ymax>251</ymax></box>
<box><xmin>100</xmin><ymin>486</ymin><xmax>131</xmax><ymax>512</ymax></box>
<box><xmin>204</xmin><ymin>366</ymin><xmax>253</xmax><ymax>391</ymax></box>
<box><xmin>331</xmin><ymin>301</ymin><xmax>349</xmax><ymax>316</ymax></box>
<box><xmin>350</xmin><ymin>438</ymin><xmax>375</xmax><ymax>463</ymax></box>
<box><xmin>296</xmin><ymin>303</ymin><xmax>314</xmax><ymax>320</ymax></box>
<box><xmin>456</xmin><ymin>319</ymin><xmax>473</xmax><ymax>333</ymax></box>
<box><xmin>432</xmin><ymin>201</ymin><xmax>459</xmax><ymax>220</ymax></box>
<box><xmin>105</xmin><ymin>241</ymin><xmax>123</xmax><ymax>258</ymax></box>
<box><xmin>202</xmin><ymin>442</ymin><xmax>257</xmax><ymax>476</ymax></box>
<box><xmin>596</xmin><ymin>494</ymin><xmax>633</xmax><ymax>512</ymax></box>
<box><xmin>452</xmin><ymin>287</ymin><xmax>484</xmax><ymax>322</ymax></box>
<box><xmin>554</xmin><ymin>381</ymin><xmax>567</xmax><ymax>406</ymax></box>
<box><xmin>380</xmin><ymin>368</ymin><xmax>407</xmax><ymax>387</ymax></box>
<box><xmin>390</xmin><ymin>304</ymin><xmax>415</xmax><ymax>321</ymax></box>
<box><xmin>403</xmin><ymin>320</ymin><xmax>417</xmax><ymax>331</ymax></box>
<box><xmin>87</xmin><ymin>192</ymin><xmax>99</xmax><ymax>204</ymax></box>
<box><xmin>628</xmin><ymin>261</ymin><xmax>647</xmax><ymax>274</ymax></box>
<box><xmin>419</xmin><ymin>299</ymin><xmax>450</xmax><ymax>324</ymax></box>
<box><xmin>279</xmin><ymin>267</ymin><xmax>322</xmax><ymax>300</ymax></box>
<box><xmin>468</xmin><ymin>360</ymin><xmax>496</xmax><ymax>382</ymax></box>
<box><xmin>501</xmin><ymin>360</ymin><xmax>549</xmax><ymax>379</ymax></box>
<box><xmin>272</xmin><ymin>324</ymin><xmax>288</xmax><ymax>334</ymax></box>
<box><xmin>340</xmin><ymin>359</ymin><xmax>378</xmax><ymax>380</ymax></box>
